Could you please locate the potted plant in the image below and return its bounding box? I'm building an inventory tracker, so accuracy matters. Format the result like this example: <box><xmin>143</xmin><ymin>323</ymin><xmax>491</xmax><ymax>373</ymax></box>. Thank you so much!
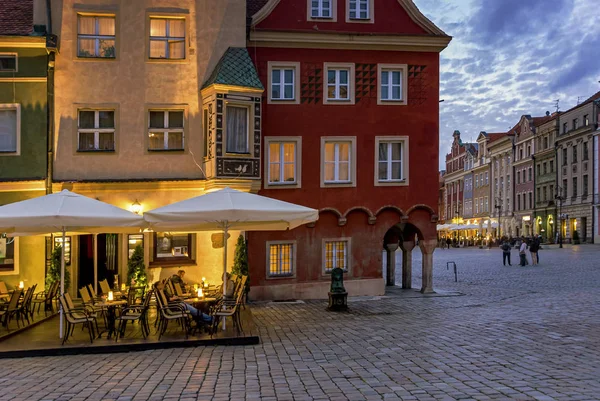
<box><xmin>46</xmin><ymin>245</ymin><xmax>70</xmax><ymax>291</ymax></box>
<box><xmin>127</xmin><ymin>244</ymin><xmax>148</xmax><ymax>289</ymax></box>
<box><xmin>232</xmin><ymin>234</ymin><xmax>249</xmax><ymax>300</ymax></box>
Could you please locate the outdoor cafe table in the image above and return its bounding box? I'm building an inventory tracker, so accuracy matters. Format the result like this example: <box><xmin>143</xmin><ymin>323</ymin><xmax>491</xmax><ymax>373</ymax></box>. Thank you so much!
<box><xmin>184</xmin><ymin>297</ymin><xmax>217</xmax><ymax>313</ymax></box>
<box><xmin>95</xmin><ymin>299</ymin><xmax>126</xmax><ymax>339</ymax></box>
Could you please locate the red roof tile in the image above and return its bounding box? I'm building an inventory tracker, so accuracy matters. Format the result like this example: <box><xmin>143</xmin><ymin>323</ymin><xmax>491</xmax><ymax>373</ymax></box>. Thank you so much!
<box><xmin>0</xmin><ymin>0</ymin><xmax>33</xmax><ymax>36</ymax></box>
<box><xmin>247</xmin><ymin>0</ymin><xmax>269</xmax><ymax>18</ymax></box>
<box><xmin>531</xmin><ymin>115</ymin><xmax>555</xmax><ymax>127</ymax></box>
<box><xmin>486</xmin><ymin>133</ymin><xmax>508</xmax><ymax>143</ymax></box>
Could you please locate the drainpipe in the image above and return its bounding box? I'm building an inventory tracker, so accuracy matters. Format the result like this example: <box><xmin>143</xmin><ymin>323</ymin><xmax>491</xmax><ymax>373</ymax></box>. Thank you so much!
<box><xmin>45</xmin><ymin>0</ymin><xmax>56</xmax><ymax>195</ymax></box>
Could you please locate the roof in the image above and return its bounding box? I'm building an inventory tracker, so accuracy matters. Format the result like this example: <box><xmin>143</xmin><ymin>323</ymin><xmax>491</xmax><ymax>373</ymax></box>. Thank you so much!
<box><xmin>0</xmin><ymin>0</ymin><xmax>33</xmax><ymax>36</ymax></box>
<box><xmin>247</xmin><ymin>0</ymin><xmax>269</xmax><ymax>17</ymax></box>
<box><xmin>563</xmin><ymin>91</ymin><xmax>600</xmax><ymax>114</ymax></box>
<box><xmin>486</xmin><ymin>133</ymin><xmax>508</xmax><ymax>143</ymax></box>
<box><xmin>202</xmin><ymin>47</ymin><xmax>264</xmax><ymax>90</ymax></box>
<box><xmin>531</xmin><ymin>115</ymin><xmax>554</xmax><ymax>127</ymax></box>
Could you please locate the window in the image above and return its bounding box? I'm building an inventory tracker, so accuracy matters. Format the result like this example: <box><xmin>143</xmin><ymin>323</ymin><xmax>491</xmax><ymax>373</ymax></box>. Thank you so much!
<box><xmin>475</xmin><ymin>175</ymin><xmax>479</xmax><ymax>188</ymax></box>
<box><xmin>519</xmin><ymin>148</ymin><xmax>523</xmax><ymax>159</ymax></box>
<box><xmin>583</xmin><ymin>175</ymin><xmax>588</xmax><ymax>195</ymax></box>
<box><xmin>267</xmin><ymin>140</ymin><xmax>298</xmax><ymax>185</ymax></box>
<box><xmin>268</xmin><ymin>63</ymin><xmax>299</xmax><ymax>103</ymax></box>
<box><xmin>507</xmin><ymin>175</ymin><xmax>510</xmax><ymax>187</ymax></box>
<box><xmin>475</xmin><ymin>199</ymin><xmax>479</xmax><ymax>214</ymax></box>
<box><xmin>149</xmin><ymin>17</ymin><xmax>185</xmax><ymax>59</ymax></box>
<box><xmin>324</xmin><ymin>141</ymin><xmax>351</xmax><ymax>183</ymax></box>
<box><xmin>128</xmin><ymin>234</ymin><xmax>144</xmax><ymax>259</ymax></box>
<box><xmin>537</xmin><ymin>188</ymin><xmax>541</xmax><ymax>203</ymax></box>
<box><xmin>583</xmin><ymin>142</ymin><xmax>588</xmax><ymax>161</ymax></box>
<box><xmin>484</xmin><ymin>197</ymin><xmax>489</xmax><ymax>212</ymax></box>
<box><xmin>563</xmin><ymin>122</ymin><xmax>567</xmax><ymax>134</ymax></box>
<box><xmin>310</xmin><ymin>0</ymin><xmax>333</xmax><ymax>18</ymax></box>
<box><xmin>327</xmin><ymin>68</ymin><xmax>350</xmax><ymax>101</ymax></box>
<box><xmin>550</xmin><ymin>160</ymin><xmax>554</xmax><ymax>172</ymax></box>
<box><xmin>517</xmin><ymin>171</ymin><xmax>520</xmax><ymax>184</ymax></box>
<box><xmin>268</xmin><ymin>242</ymin><xmax>295</xmax><ymax>278</ymax></box>
<box><xmin>527</xmin><ymin>145</ymin><xmax>531</xmax><ymax>156</ymax></box>
<box><xmin>543</xmin><ymin>136</ymin><xmax>548</xmax><ymax>149</ymax></box>
<box><xmin>517</xmin><ymin>194</ymin><xmax>521</xmax><ymax>210</ymax></box>
<box><xmin>528</xmin><ymin>167</ymin><xmax>532</xmax><ymax>182</ymax></box>
<box><xmin>380</xmin><ymin>69</ymin><xmax>404</xmax><ymax>102</ymax></box>
<box><xmin>543</xmin><ymin>162</ymin><xmax>547</xmax><ymax>175</ymax></box>
<box><xmin>550</xmin><ymin>185</ymin><xmax>554</xmax><ymax>199</ymax></box>
<box><xmin>376</xmin><ymin>140</ymin><xmax>404</xmax><ymax>182</ymax></box>
<box><xmin>572</xmin><ymin>177</ymin><xmax>577</xmax><ymax>198</ymax></box>
<box><xmin>583</xmin><ymin>115</ymin><xmax>589</xmax><ymax>126</ymax></box>
<box><xmin>349</xmin><ymin>0</ymin><xmax>370</xmax><ymax>19</ymax></box>
<box><xmin>375</xmin><ymin>137</ymin><xmax>408</xmax><ymax>186</ymax></box>
<box><xmin>562</xmin><ymin>179</ymin><xmax>567</xmax><ymax>198</ymax></box>
<box><xmin>0</xmin><ymin>237</ymin><xmax>16</xmax><ymax>272</ymax></box>
<box><xmin>572</xmin><ymin>145</ymin><xmax>577</xmax><ymax>164</ymax></box>
<box><xmin>572</xmin><ymin>118</ymin><xmax>578</xmax><ymax>130</ymax></box>
<box><xmin>0</xmin><ymin>104</ymin><xmax>19</xmax><ymax>154</ymax></box>
<box><xmin>529</xmin><ymin>192</ymin><xmax>533</xmax><ymax>209</ymax></box>
<box><xmin>225</xmin><ymin>105</ymin><xmax>249</xmax><ymax>154</ymax></box>
<box><xmin>485</xmin><ymin>172</ymin><xmax>489</xmax><ymax>185</ymax></box>
<box><xmin>148</xmin><ymin>110</ymin><xmax>184</xmax><ymax>151</ymax></box>
<box><xmin>151</xmin><ymin>233</ymin><xmax>194</xmax><ymax>266</ymax></box>
<box><xmin>480</xmin><ymin>198</ymin><xmax>484</xmax><ymax>214</ymax></box>
<box><xmin>77</xmin><ymin>14</ymin><xmax>115</xmax><ymax>58</ymax></box>
<box><xmin>0</xmin><ymin>54</ymin><xmax>17</xmax><ymax>71</ymax></box>
<box><xmin>543</xmin><ymin>187</ymin><xmax>547</xmax><ymax>202</ymax></box>
<box><xmin>323</xmin><ymin>240</ymin><xmax>349</xmax><ymax>273</ymax></box>
<box><xmin>77</xmin><ymin>110</ymin><xmax>115</xmax><ymax>151</ymax></box>
<box><xmin>562</xmin><ymin>148</ymin><xmax>567</xmax><ymax>166</ymax></box>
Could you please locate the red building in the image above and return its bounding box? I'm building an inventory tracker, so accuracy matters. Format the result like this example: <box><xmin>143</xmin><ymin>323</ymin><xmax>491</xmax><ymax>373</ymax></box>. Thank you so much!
<box><xmin>246</xmin><ymin>0</ymin><xmax>451</xmax><ymax>300</ymax></box>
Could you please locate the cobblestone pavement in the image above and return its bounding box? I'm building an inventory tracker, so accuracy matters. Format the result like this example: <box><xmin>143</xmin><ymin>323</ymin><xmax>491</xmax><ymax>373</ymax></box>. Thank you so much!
<box><xmin>1</xmin><ymin>246</ymin><xmax>600</xmax><ymax>401</ymax></box>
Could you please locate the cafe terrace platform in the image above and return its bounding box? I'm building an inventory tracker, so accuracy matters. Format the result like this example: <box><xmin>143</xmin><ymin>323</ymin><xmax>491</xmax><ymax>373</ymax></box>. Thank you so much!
<box><xmin>0</xmin><ymin>308</ymin><xmax>259</xmax><ymax>359</ymax></box>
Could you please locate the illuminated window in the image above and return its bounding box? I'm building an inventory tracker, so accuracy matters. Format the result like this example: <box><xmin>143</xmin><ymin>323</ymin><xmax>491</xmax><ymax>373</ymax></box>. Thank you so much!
<box><xmin>77</xmin><ymin>14</ymin><xmax>115</xmax><ymax>58</ymax></box>
<box><xmin>149</xmin><ymin>17</ymin><xmax>185</xmax><ymax>59</ymax></box>
<box><xmin>268</xmin><ymin>141</ymin><xmax>297</xmax><ymax>184</ymax></box>
<box><xmin>268</xmin><ymin>242</ymin><xmax>294</xmax><ymax>277</ymax></box>
<box><xmin>324</xmin><ymin>240</ymin><xmax>349</xmax><ymax>273</ymax></box>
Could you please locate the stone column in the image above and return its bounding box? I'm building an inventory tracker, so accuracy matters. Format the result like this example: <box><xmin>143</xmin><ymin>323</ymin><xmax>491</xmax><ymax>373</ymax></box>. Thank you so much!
<box><xmin>419</xmin><ymin>239</ymin><xmax>437</xmax><ymax>294</ymax></box>
<box><xmin>385</xmin><ymin>243</ymin><xmax>399</xmax><ymax>286</ymax></box>
<box><xmin>399</xmin><ymin>241</ymin><xmax>415</xmax><ymax>289</ymax></box>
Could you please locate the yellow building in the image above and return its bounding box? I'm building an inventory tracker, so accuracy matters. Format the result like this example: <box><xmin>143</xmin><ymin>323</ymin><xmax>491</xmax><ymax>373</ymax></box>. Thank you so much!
<box><xmin>5</xmin><ymin>0</ymin><xmax>264</xmax><ymax>297</ymax></box>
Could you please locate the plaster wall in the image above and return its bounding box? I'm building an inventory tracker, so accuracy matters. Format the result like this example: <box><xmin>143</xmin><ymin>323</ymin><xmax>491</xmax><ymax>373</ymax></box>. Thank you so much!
<box><xmin>52</xmin><ymin>0</ymin><xmax>246</xmax><ymax>181</ymax></box>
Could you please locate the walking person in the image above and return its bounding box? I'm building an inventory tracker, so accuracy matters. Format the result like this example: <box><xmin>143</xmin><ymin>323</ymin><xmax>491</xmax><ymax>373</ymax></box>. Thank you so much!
<box><xmin>519</xmin><ymin>236</ymin><xmax>528</xmax><ymax>266</ymax></box>
<box><xmin>446</xmin><ymin>237</ymin><xmax>451</xmax><ymax>249</ymax></box>
<box><xmin>501</xmin><ymin>239</ymin><xmax>512</xmax><ymax>266</ymax></box>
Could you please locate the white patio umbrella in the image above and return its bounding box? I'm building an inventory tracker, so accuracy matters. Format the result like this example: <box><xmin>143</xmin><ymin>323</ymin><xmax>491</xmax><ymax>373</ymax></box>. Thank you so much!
<box><xmin>144</xmin><ymin>187</ymin><xmax>318</xmax><ymax>328</ymax></box>
<box><xmin>0</xmin><ymin>190</ymin><xmax>146</xmax><ymax>338</ymax></box>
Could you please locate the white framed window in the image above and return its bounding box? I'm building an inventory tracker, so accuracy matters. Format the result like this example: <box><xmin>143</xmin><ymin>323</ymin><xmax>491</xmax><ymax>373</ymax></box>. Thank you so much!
<box><xmin>265</xmin><ymin>137</ymin><xmax>302</xmax><ymax>189</ymax></box>
<box><xmin>148</xmin><ymin>110</ymin><xmax>184</xmax><ymax>151</ymax></box>
<box><xmin>485</xmin><ymin>197</ymin><xmax>489</xmax><ymax>212</ymax></box>
<box><xmin>0</xmin><ymin>54</ymin><xmax>17</xmax><ymax>72</ymax></box>
<box><xmin>225</xmin><ymin>105</ymin><xmax>249</xmax><ymax>154</ymax></box>
<box><xmin>377</xmin><ymin>64</ymin><xmax>407</xmax><ymax>105</ymax></box>
<box><xmin>321</xmin><ymin>136</ymin><xmax>356</xmax><ymax>187</ymax></box>
<box><xmin>475</xmin><ymin>199</ymin><xmax>479</xmax><ymax>214</ymax></box>
<box><xmin>267</xmin><ymin>62</ymin><xmax>300</xmax><ymax>104</ymax></box>
<box><xmin>77</xmin><ymin>109</ymin><xmax>115</xmax><ymax>151</ymax></box>
<box><xmin>309</xmin><ymin>0</ymin><xmax>333</xmax><ymax>18</ymax></box>
<box><xmin>149</xmin><ymin>17</ymin><xmax>185</xmax><ymax>59</ymax></box>
<box><xmin>0</xmin><ymin>104</ymin><xmax>20</xmax><ymax>155</ymax></box>
<box><xmin>323</xmin><ymin>239</ymin><xmax>350</xmax><ymax>274</ymax></box>
<box><xmin>77</xmin><ymin>14</ymin><xmax>116</xmax><ymax>58</ymax></box>
<box><xmin>374</xmin><ymin>136</ymin><xmax>408</xmax><ymax>186</ymax></box>
<box><xmin>348</xmin><ymin>0</ymin><xmax>371</xmax><ymax>20</ymax></box>
<box><xmin>267</xmin><ymin>241</ymin><xmax>296</xmax><ymax>278</ymax></box>
<box><xmin>324</xmin><ymin>63</ymin><xmax>355</xmax><ymax>104</ymax></box>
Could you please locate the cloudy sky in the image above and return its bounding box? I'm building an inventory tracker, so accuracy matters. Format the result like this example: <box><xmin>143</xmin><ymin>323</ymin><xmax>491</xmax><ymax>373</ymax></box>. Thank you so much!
<box><xmin>413</xmin><ymin>0</ymin><xmax>600</xmax><ymax>169</ymax></box>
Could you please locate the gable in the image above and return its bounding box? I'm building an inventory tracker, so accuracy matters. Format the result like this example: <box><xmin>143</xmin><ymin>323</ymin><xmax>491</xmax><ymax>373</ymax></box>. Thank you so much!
<box><xmin>252</xmin><ymin>0</ymin><xmax>446</xmax><ymax>36</ymax></box>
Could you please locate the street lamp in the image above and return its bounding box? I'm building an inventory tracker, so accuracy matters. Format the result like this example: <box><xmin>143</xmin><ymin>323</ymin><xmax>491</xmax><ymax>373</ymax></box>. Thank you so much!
<box><xmin>555</xmin><ymin>186</ymin><xmax>565</xmax><ymax>248</ymax></box>
<box><xmin>495</xmin><ymin>197</ymin><xmax>502</xmax><ymax>238</ymax></box>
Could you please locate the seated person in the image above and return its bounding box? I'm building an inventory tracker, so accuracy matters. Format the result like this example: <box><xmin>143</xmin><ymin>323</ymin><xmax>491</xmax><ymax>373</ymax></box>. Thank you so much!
<box><xmin>154</xmin><ymin>281</ymin><xmax>212</xmax><ymax>324</ymax></box>
<box><xmin>171</xmin><ymin>270</ymin><xmax>187</xmax><ymax>288</ymax></box>
<box><xmin>224</xmin><ymin>273</ymin><xmax>236</xmax><ymax>301</ymax></box>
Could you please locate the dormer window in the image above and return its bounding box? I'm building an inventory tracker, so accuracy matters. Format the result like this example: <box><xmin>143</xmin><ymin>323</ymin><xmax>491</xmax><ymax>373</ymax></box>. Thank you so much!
<box><xmin>349</xmin><ymin>0</ymin><xmax>369</xmax><ymax>19</ymax></box>
<box><xmin>311</xmin><ymin>0</ymin><xmax>332</xmax><ymax>18</ymax></box>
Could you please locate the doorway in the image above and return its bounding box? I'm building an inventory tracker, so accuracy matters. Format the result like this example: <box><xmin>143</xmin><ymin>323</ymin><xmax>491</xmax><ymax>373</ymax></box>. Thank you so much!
<box><xmin>78</xmin><ymin>234</ymin><xmax>119</xmax><ymax>293</ymax></box>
